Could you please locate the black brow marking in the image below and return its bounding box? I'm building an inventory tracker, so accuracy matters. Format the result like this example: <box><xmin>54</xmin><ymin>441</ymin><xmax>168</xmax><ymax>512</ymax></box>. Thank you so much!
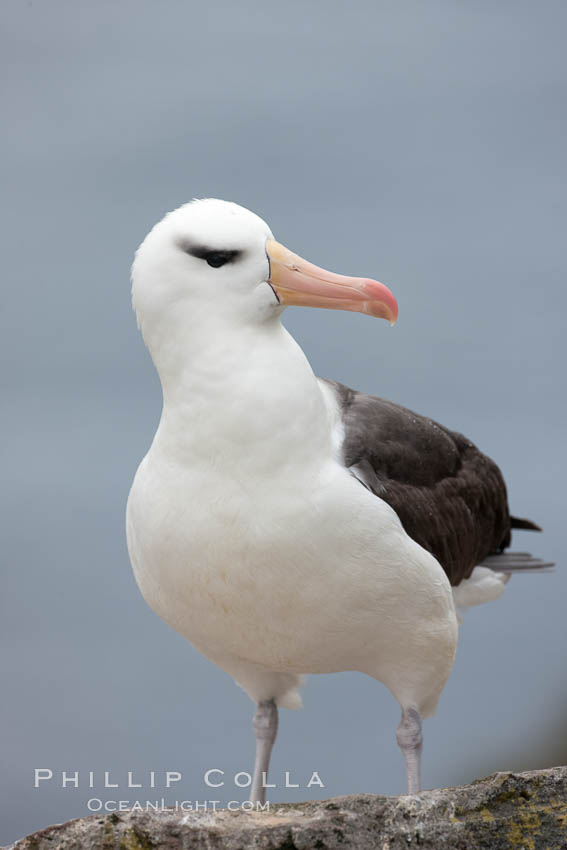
<box><xmin>180</xmin><ymin>242</ymin><xmax>242</xmax><ymax>263</ymax></box>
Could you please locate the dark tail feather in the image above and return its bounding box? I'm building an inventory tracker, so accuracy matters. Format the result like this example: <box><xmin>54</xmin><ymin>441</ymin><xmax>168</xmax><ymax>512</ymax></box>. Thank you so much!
<box><xmin>480</xmin><ymin>551</ymin><xmax>555</xmax><ymax>573</ymax></box>
<box><xmin>511</xmin><ymin>515</ymin><xmax>542</xmax><ymax>531</ymax></box>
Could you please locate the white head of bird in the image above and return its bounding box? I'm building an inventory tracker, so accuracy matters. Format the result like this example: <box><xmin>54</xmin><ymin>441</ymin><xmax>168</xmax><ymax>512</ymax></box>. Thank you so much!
<box><xmin>132</xmin><ymin>199</ymin><xmax>279</xmax><ymax>342</ymax></box>
<box><xmin>132</xmin><ymin>198</ymin><xmax>397</xmax><ymax>349</ymax></box>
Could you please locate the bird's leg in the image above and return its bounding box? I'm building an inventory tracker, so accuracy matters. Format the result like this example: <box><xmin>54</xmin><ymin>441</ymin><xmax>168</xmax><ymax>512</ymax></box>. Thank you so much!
<box><xmin>250</xmin><ymin>698</ymin><xmax>278</xmax><ymax>804</ymax></box>
<box><xmin>396</xmin><ymin>707</ymin><xmax>423</xmax><ymax>794</ymax></box>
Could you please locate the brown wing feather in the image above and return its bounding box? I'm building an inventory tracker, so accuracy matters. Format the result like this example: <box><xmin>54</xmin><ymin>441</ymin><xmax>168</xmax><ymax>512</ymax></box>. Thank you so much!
<box><xmin>324</xmin><ymin>379</ymin><xmax>512</xmax><ymax>586</ymax></box>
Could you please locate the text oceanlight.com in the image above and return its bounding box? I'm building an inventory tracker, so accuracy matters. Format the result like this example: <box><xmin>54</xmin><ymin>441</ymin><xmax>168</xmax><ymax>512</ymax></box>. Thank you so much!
<box><xmin>87</xmin><ymin>798</ymin><xmax>271</xmax><ymax>812</ymax></box>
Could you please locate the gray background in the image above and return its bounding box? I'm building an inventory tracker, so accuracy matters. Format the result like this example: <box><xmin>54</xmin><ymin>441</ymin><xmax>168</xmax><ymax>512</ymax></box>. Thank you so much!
<box><xmin>2</xmin><ymin>0</ymin><xmax>565</xmax><ymax>843</ymax></box>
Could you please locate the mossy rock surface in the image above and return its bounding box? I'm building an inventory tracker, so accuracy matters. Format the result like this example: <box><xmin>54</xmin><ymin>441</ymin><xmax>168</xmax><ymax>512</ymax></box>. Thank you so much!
<box><xmin>6</xmin><ymin>767</ymin><xmax>567</xmax><ymax>850</ymax></box>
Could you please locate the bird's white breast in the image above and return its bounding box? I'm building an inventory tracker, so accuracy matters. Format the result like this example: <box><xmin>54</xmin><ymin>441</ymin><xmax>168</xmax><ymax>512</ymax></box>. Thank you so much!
<box><xmin>127</xmin><ymin>431</ymin><xmax>455</xmax><ymax>682</ymax></box>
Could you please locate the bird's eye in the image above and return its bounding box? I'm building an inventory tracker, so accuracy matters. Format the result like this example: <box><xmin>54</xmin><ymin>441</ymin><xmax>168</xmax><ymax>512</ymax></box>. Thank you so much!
<box><xmin>180</xmin><ymin>243</ymin><xmax>242</xmax><ymax>266</ymax></box>
<box><xmin>204</xmin><ymin>252</ymin><xmax>229</xmax><ymax>268</ymax></box>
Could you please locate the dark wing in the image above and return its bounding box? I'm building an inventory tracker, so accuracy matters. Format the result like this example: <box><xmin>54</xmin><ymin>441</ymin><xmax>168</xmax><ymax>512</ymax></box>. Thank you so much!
<box><xmin>323</xmin><ymin>379</ymin><xmax>515</xmax><ymax>586</ymax></box>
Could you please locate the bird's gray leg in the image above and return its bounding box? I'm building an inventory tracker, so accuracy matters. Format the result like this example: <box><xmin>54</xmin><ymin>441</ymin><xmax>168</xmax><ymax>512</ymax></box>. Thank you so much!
<box><xmin>396</xmin><ymin>707</ymin><xmax>423</xmax><ymax>794</ymax></box>
<box><xmin>250</xmin><ymin>698</ymin><xmax>278</xmax><ymax>804</ymax></box>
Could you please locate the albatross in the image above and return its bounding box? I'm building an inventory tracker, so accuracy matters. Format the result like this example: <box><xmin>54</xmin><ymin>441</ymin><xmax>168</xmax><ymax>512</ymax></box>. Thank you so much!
<box><xmin>127</xmin><ymin>198</ymin><xmax>551</xmax><ymax>799</ymax></box>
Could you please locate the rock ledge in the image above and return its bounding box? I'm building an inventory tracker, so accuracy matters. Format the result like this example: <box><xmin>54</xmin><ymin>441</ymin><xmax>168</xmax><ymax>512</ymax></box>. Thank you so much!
<box><xmin>7</xmin><ymin>767</ymin><xmax>567</xmax><ymax>850</ymax></box>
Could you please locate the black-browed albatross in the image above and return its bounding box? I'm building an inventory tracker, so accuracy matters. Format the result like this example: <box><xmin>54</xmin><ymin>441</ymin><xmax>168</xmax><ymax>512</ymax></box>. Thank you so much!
<box><xmin>127</xmin><ymin>199</ymin><xmax>551</xmax><ymax>800</ymax></box>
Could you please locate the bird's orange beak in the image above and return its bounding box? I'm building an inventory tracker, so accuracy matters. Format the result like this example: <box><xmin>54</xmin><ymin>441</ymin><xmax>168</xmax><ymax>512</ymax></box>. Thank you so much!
<box><xmin>266</xmin><ymin>239</ymin><xmax>398</xmax><ymax>324</ymax></box>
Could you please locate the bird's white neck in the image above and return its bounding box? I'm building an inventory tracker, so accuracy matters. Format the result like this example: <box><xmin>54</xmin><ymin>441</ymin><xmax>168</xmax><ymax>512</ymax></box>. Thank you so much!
<box><xmin>146</xmin><ymin>315</ymin><xmax>334</xmax><ymax>477</ymax></box>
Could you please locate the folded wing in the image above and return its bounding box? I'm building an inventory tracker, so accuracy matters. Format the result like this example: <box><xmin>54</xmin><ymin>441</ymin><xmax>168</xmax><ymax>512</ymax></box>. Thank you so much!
<box><xmin>323</xmin><ymin>378</ymin><xmax>536</xmax><ymax>587</ymax></box>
